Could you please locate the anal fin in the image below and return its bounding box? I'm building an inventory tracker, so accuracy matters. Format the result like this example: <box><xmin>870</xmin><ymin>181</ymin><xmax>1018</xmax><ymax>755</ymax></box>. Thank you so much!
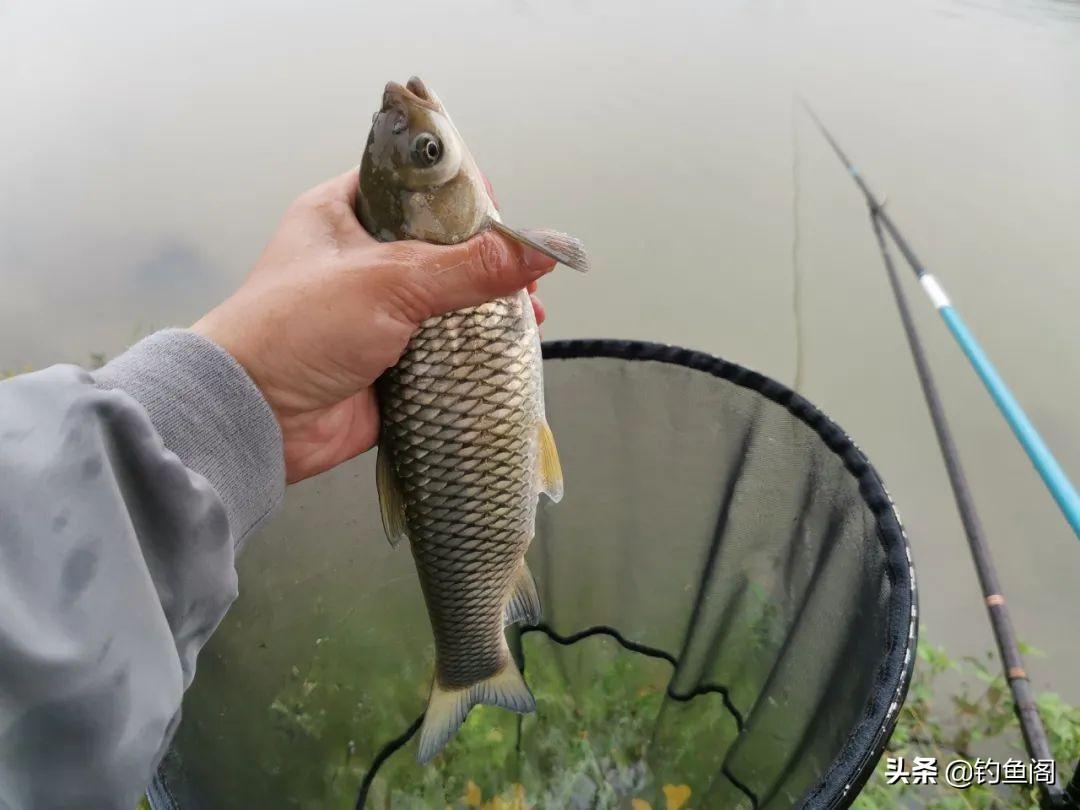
<box><xmin>504</xmin><ymin>563</ymin><xmax>542</xmax><ymax>627</ymax></box>
<box><xmin>375</xmin><ymin>441</ymin><xmax>407</xmax><ymax>548</ymax></box>
<box><xmin>417</xmin><ymin>659</ymin><xmax>535</xmax><ymax>764</ymax></box>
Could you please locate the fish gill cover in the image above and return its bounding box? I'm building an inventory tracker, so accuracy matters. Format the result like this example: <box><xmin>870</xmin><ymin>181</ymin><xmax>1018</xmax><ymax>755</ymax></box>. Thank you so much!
<box><xmin>152</xmin><ymin>341</ymin><xmax>915</xmax><ymax>810</ymax></box>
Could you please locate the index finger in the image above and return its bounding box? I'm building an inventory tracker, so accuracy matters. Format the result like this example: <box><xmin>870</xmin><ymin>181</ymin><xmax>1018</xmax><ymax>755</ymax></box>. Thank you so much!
<box><xmin>299</xmin><ymin>169</ymin><xmax>376</xmax><ymax>247</ymax></box>
<box><xmin>306</xmin><ymin>168</ymin><xmax>361</xmax><ymax>206</ymax></box>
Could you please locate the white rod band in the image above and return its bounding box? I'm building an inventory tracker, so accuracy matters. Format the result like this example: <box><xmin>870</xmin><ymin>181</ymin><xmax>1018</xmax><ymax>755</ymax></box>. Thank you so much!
<box><xmin>920</xmin><ymin>274</ymin><xmax>951</xmax><ymax>309</ymax></box>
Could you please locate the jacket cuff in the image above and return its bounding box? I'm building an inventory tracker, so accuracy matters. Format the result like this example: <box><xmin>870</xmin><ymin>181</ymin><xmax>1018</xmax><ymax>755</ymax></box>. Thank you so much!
<box><xmin>93</xmin><ymin>329</ymin><xmax>285</xmax><ymax>546</ymax></box>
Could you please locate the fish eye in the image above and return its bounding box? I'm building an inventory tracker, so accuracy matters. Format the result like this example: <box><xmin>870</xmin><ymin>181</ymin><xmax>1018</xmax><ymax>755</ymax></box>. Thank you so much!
<box><xmin>411</xmin><ymin>133</ymin><xmax>442</xmax><ymax>168</ymax></box>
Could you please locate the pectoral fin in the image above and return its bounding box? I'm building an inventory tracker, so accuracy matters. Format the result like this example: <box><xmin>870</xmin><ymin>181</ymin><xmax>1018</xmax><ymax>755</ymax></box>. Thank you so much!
<box><xmin>375</xmin><ymin>441</ymin><xmax>407</xmax><ymax>548</ymax></box>
<box><xmin>537</xmin><ymin>420</ymin><xmax>564</xmax><ymax>503</ymax></box>
<box><xmin>487</xmin><ymin>218</ymin><xmax>591</xmax><ymax>273</ymax></box>
<box><xmin>504</xmin><ymin>563</ymin><xmax>542</xmax><ymax>627</ymax></box>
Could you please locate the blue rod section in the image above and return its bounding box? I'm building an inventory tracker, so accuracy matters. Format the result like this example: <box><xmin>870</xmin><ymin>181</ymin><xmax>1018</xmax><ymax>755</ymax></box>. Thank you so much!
<box><xmin>938</xmin><ymin>305</ymin><xmax>1080</xmax><ymax>538</ymax></box>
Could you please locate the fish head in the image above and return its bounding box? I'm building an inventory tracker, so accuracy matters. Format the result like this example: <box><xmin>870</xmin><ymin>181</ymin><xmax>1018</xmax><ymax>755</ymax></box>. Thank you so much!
<box><xmin>368</xmin><ymin>77</ymin><xmax>462</xmax><ymax>191</ymax></box>
<box><xmin>359</xmin><ymin>76</ymin><xmax>491</xmax><ymax>243</ymax></box>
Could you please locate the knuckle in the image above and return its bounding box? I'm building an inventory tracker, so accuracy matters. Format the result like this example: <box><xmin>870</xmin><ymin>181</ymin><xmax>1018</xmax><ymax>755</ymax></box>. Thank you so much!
<box><xmin>366</xmin><ymin>262</ymin><xmax>437</xmax><ymax>327</ymax></box>
<box><xmin>382</xmin><ymin>240</ymin><xmax>422</xmax><ymax>265</ymax></box>
<box><xmin>292</xmin><ymin>179</ymin><xmax>346</xmax><ymax>212</ymax></box>
<box><xmin>292</xmin><ymin>186</ymin><xmax>321</xmax><ymax>209</ymax></box>
<box><xmin>285</xmin><ymin>195</ymin><xmax>317</xmax><ymax>222</ymax></box>
<box><xmin>470</xmin><ymin>233</ymin><xmax>513</xmax><ymax>292</ymax></box>
<box><xmin>320</xmin><ymin>199</ymin><xmax>353</xmax><ymax>221</ymax></box>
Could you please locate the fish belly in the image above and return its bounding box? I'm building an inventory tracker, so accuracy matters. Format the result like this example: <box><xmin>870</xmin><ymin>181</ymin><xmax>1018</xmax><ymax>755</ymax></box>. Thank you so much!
<box><xmin>379</xmin><ymin>290</ymin><xmax>542</xmax><ymax>689</ymax></box>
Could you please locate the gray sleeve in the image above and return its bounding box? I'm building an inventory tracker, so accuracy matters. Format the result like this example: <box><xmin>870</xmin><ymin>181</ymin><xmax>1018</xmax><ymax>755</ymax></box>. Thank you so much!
<box><xmin>0</xmin><ymin>329</ymin><xmax>284</xmax><ymax>810</ymax></box>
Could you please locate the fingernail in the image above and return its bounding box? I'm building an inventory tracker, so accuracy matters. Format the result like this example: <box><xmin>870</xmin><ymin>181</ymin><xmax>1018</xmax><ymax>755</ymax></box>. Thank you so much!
<box><xmin>522</xmin><ymin>246</ymin><xmax>556</xmax><ymax>276</ymax></box>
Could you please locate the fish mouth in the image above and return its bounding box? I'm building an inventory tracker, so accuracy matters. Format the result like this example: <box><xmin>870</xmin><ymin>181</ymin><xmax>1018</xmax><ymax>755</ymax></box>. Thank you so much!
<box><xmin>382</xmin><ymin>76</ymin><xmax>440</xmax><ymax>112</ymax></box>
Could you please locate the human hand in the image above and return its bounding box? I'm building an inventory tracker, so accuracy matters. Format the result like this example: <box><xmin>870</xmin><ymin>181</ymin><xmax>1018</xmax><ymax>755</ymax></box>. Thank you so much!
<box><xmin>192</xmin><ymin>170</ymin><xmax>554</xmax><ymax>484</ymax></box>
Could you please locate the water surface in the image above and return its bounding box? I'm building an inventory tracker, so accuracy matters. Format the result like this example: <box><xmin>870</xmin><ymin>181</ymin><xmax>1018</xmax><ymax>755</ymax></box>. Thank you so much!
<box><xmin>2</xmin><ymin>0</ymin><xmax>1078</xmax><ymax>699</ymax></box>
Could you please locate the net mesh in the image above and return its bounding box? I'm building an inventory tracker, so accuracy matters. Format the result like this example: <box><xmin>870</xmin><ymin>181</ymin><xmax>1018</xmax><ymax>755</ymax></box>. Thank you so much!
<box><xmin>151</xmin><ymin>341</ymin><xmax>916</xmax><ymax>810</ymax></box>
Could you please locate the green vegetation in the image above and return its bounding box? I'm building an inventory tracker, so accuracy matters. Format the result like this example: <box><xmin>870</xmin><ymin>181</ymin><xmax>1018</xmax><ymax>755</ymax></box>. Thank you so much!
<box><xmin>856</xmin><ymin>639</ymin><xmax>1080</xmax><ymax>809</ymax></box>
<box><xmin>167</xmin><ymin>605</ymin><xmax>1079</xmax><ymax>810</ymax></box>
<box><xmin>261</xmin><ymin>632</ymin><xmax>1079</xmax><ymax>809</ymax></box>
<box><xmin>265</xmin><ymin>632</ymin><xmax>719</xmax><ymax>809</ymax></box>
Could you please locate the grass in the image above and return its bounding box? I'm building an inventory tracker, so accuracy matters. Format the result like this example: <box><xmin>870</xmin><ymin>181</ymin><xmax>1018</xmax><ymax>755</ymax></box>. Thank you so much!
<box><xmin>258</xmin><ymin>632</ymin><xmax>720</xmax><ymax>809</ymax></box>
<box><xmin>166</xmin><ymin>627</ymin><xmax>1078</xmax><ymax>809</ymax></box>
<box><xmin>855</xmin><ymin>638</ymin><xmax>1080</xmax><ymax>809</ymax></box>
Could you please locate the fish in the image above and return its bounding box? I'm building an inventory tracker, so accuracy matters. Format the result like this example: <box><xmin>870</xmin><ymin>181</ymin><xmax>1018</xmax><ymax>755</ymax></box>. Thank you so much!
<box><xmin>356</xmin><ymin>76</ymin><xmax>589</xmax><ymax>764</ymax></box>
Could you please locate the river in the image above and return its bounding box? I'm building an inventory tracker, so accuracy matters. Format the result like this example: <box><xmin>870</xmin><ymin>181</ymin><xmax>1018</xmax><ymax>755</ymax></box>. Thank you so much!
<box><xmin>2</xmin><ymin>0</ymin><xmax>1078</xmax><ymax>707</ymax></box>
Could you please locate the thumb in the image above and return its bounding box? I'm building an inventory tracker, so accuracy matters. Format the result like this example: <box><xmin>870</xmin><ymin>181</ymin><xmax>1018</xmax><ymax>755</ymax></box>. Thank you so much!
<box><xmin>388</xmin><ymin>230</ymin><xmax>556</xmax><ymax>317</ymax></box>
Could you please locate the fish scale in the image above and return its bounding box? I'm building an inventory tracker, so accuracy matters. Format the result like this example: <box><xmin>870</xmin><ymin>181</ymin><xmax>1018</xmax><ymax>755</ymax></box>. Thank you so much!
<box><xmin>378</xmin><ymin>292</ymin><xmax>542</xmax><ymax>691</ymax></box>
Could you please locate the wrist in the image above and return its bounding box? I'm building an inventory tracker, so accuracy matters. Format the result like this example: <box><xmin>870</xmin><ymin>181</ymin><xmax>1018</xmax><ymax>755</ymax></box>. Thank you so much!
<box><xmin>93</xmin><ymin>329</ymin><xmax>286</xmax><ymax>546</ymax></box>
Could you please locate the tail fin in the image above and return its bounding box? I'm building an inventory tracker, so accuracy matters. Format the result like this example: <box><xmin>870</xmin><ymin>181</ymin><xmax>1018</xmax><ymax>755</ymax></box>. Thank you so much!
<box><xmin>416</xmin><ymin>659</ymin><xmax>536</xmax><ymax>764</ymax></box>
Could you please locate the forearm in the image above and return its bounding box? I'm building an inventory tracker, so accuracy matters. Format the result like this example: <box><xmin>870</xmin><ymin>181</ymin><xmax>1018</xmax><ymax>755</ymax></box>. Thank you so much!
<box><xmin>0</xmin><ymin>330</ymin><xmax>284</xmax><ymax>809</ymax></box>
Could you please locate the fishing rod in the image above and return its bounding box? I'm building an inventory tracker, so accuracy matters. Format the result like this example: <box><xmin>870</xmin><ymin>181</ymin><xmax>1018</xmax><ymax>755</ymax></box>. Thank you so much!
<box><xmin>800</xmin><ymin>102</ymin><xmax>1080</xmax><ymax>543</ymax></box>
<box><xmin>807</xmin><ymin>104</ymin><xmax>1075</xmax><ymax>807</ymax></box>
<box><xmin>869</xmin><ymin>212</ymin><xmax>1066</xmax><ymax>806</ymax></box>
<box><xmin>800</xmin><ymin>104</ymin><xmax>1075</xmax><ymax>807</ymax></box>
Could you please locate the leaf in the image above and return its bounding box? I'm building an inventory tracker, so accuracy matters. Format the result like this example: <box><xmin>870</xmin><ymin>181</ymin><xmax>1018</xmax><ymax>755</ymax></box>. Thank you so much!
<box><xmin>464</xmin><ymin>780</ymin><xmax>483</xmax><ymax>808</ymax></box>
<box><xmin>663</xmin><ymin>784</ymin><xmax>692</xmax><ymax>810</ymax></box>
<box><xmin>1017</xmin><ymin>641</ymin><xmax>1045</xmax><ymax>658</ymax></box>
